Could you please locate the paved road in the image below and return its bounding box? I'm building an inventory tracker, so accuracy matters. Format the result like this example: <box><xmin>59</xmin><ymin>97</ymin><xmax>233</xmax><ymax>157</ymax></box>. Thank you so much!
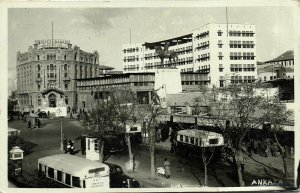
<box><xmin>8</xmin><ymin>118</ymin><xmax>294</xmax><ymax>188</ymax></box>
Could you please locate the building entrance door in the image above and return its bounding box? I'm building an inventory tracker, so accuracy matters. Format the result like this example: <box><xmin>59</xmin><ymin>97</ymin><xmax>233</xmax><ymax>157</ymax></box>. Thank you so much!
<box><xmin>48</xmin><ymin>93</ymin><xmax>57</xmax><ymax>107</ymax></box>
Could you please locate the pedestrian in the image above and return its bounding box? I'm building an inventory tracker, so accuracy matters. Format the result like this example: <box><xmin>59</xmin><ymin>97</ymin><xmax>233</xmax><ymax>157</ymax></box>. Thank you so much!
<box><xmin>132</xmin><ymin>152</ymin><xmax>136</xmax><ymax>173</ymax></box>
<box><xmin>63</xmin><ymin>137</ymin><xmax>68</xmax><ymax>153</ymax></box>
<box><xmin>67</xmin><ymin>140</ymin><xmax>75</xmax><ymax>155</ymax></box>
<box><xmin>47</xmin><ymin>110</ymin><xmax>50</xmax><ymax>118</ymax></box>
<box><xmin>164</xmin><ymin>158</ymin><xmax>171</xmax><ymax>178</ymax></box>
<box><xmin>80</xmin><ymin>135</ymin><xmax>86</xmax><ymax>155</ymax></box>
<box><xmin>270</xmin><ymin>143</ymin><xmax>275</xmax><ymax>156</ymax></box>
<box><xmin>280</xmin><ymin>146</ymin><xmax>288</xmax><ymax>177</ymax></box>
<box><xmin>37</xmin><ymin>118</ymin><xmax>41</xmax><ymax>128</ymax></box>
<box><xmin>27</xmin><ymin>121</ymin><xmax>32</xmax><ymax>130</ymax></box>
<box><xmin>70</xmin><ymin>111</ymin><xmax>73</xmax><ymax>119</ymax></box>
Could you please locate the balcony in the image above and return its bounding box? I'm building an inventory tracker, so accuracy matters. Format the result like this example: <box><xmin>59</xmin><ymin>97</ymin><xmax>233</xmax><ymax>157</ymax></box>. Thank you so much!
<box><xmin>36</xmin><ymin>77</ymin><xmax>42</xmax><ymax>82</ymax></box>
<box><xmin>63</xmin><ymin>77</ymin><xmax>71</xmax><ymax>82</ymax></box>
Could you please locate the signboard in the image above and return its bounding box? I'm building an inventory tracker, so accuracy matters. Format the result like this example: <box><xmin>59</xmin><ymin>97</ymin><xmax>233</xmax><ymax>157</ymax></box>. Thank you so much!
<box><xmin>34</xmin><ymin>39</ymin><xmax>70</xmax><ymax>49</ymax></box>
<box><xmin>55</xmin><ymin>107</ymin><xmax>67</xmax><ymax>117</ymax></box>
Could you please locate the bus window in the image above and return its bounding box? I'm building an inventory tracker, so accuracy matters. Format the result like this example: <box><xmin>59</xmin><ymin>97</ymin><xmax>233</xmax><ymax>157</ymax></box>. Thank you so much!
<box><xmin>48</xmin><ymin>167</ymin><xmax>54</xmax><ymax>178</ymax></box>
<box><xmin>87</xmin><ymin>139</ymin><xmax>90</xmax><ymax>150</ymax></box>
<box><xmin>83</xmin><ymin>180</ymin><xmax>86</xmax><ymax>188</ymax></box>
<box><xmin>65</xmin><ymin>173</ymin><xmax>71</xmax><ymax>186</ymax></box>
<box><xmin>209</xmin><ymin>138</ymin><xmax>218</xmax><ymax>144</ymax></box>
<box><xmin>185</xmin><ymin>136</ymin><xmax>189</xmax><ymax>143</ymax></box>
<box><xmin>57</xmin><ymin>170</ymin><xmax>62</xmax><ymax>182</ymax></box>
<box><xmin>180</xmin><ymin>135</ymin><xmax>183</xmax><ymax>141</ymax></box>
<box><xmin>72</xmin><ymin>176</ymin><xmax>81</xmax><ymax>188</ymax></box>
<box><xmin>195</xmin><ymin>138</ymin><xmax>198</xmax><ymax>145</ymax></box>
<box><xmin>38</xmin><ymin>164</ymin><xmax>42</xmax><ymax>172</ymax></box>
<box><xmin>191</xmin><ymin>137</ymin><xmax>194</xmax><ymax>144</ymax></box>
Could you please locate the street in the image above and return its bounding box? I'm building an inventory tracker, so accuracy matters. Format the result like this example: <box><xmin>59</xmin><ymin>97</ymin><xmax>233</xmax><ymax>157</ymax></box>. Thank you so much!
<box><xmin>8</xmin><ymin>117</ymin><xmax>294</xmax><ymax>188</ymax></box>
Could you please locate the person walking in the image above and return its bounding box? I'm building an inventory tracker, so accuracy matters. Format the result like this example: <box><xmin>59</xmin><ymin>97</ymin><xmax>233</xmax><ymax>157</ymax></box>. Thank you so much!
<box><xmin>27</xmin><ymin>121</ymin><xmax>32</xmax><ymax>130</ymax></box>
<box><xmin>63</xmin><ymin>137</ymin><xmax>68</xmax><ymax>153</ymax></box>
<box><xmin>132</xmin><ymin>153</ymin><xmax>136</xmax><ymax>173</ymax></box>
<box><xmin>47</xmin><ymin>110</ymin><xmax>50</xmax><ymax>118</ymax></box>
<box><xmin>80</xmin><ymin>135</ymin><xmax>86</xmax><ymax>155</ymax></box>
<box><xmin>37</xmin><ymin>118</ymin><xmax>41</xmax><ymax>128</ymax></box>
<box><xmin>70</xmin><ymin>111</ymin><xmax>73</xmax><ymax>119</ymax></box>
<box><xmin>164</xmin><ymin>158</ymin><xmax>171</xmax><ymax>178</ymax></box>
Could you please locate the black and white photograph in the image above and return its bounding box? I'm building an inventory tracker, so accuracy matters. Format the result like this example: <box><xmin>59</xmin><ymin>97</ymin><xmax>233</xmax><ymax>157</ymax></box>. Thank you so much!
<box><xmin>3</xmin><ymin>0</ymin><xmax>299</xmax><ymax>191</ymax></box>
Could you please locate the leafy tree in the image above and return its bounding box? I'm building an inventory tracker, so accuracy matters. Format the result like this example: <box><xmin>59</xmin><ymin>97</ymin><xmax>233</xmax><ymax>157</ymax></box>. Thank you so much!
<box><xmin>137</xmin><ymin>90</ymin><xmax>165</xmax><ymax>180</ymax></box>
<box><xmin>110</xmin><ymin>89</ymin><xmax>138</xmax><ymax>172</ymax></box>
<box><xmin>259</xmin><ymin>95</ymin><xmax>292</xmax><ymax>177</ymax></box>
<box><xmin>82</xmin><ymin>96</ymin><xmax>117</xmax><ymax>162</ymax></box>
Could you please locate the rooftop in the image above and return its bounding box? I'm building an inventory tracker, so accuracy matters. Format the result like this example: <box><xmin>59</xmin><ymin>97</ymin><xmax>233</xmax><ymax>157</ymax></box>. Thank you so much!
<box><xmin>265</xmin><ymin>50</ymin><xmax>294</xmax><ymax>63</ymax></box>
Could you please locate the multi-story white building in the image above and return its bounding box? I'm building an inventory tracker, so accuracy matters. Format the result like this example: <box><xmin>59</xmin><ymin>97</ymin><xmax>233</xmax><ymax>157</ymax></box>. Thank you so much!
<box><xmin>122</xmin><ymin>23</ymin><xmax>257</xmax><ymax>87</ymax></box>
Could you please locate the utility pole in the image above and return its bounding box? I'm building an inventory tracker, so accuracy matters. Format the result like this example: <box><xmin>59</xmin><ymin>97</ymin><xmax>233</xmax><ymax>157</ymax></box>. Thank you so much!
<box><xmin>52</xmin><ymin>21</ymin><xmax>54</xmax><ymax>47</ymax></box>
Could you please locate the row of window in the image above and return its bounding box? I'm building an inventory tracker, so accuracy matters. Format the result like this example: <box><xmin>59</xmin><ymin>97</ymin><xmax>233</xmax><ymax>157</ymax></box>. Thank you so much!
<box><xmin>194</xmin><ymin>31</ymin><xmax>209</xmax><ymax>40</ymax></box>
<box><xmin>123</xmin><ymin>47</ymin><xmax>140</xmax><ymax>53</ymax></box>
<box><xmin>229</xmin><ymin>30</ymin><xmax>254</xmax><ymax>37</ymax></box>
<box><xmin>39</xmin><ymin>164</ymin><xmax>81</xmax><ymax>187</ymax></box>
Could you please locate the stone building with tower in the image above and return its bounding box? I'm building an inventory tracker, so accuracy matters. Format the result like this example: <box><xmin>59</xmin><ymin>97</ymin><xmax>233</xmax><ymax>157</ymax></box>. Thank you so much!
<box><xmin>16</xmin><ymin>39</ymin><xmax>113</xmax><ymax>112</ymax></box>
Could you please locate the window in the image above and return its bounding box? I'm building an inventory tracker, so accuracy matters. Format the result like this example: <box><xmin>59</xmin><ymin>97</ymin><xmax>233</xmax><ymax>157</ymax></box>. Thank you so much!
<box><xmin>64</xmin><ymin>72</ymin><xmax>68</xmax><ymax>78</ymax></box>
<box><xmin>64</xmin><ymin>55</ymin><xmax>67</xmax><ymax>60</ymax></box>
<box><xmin>65</xmin><ymin>96</ymin><xmax>68</xmax><ymax>105</ymax></box>
<box><xmin>38</xmin><ymin>98</ymin><xmax>41</xmax><ymax>105</ymax></box>
<box><xmin>48</xmin><ymin>167</ymin><xmax>54</xmax><ymax>178</ymax></box>
<box><xmin>37</xmin><ymin>55</ymin><xmax>40</xmax><ymax>60</ymax></box>
<box><xmin>64</xmin><ymin>64</ymin><xmax>68</xmax><ymax>71</ymax></box>
<box><xmin>72</xmin><ymin>176</ymin><xmax>80</xmax><ymax>187</ymax></box>
<box><xmin>180</xmin><ymin>135</ymin><xmax>183</xmax><ymax>141</ymax></box>
<box><xmin>65</xmin><ymin>82</ymin><xmax>68</xmax><ymax>90</ymax></box>
<box><xmin>220</xmin><ymin>80</ymin><xmax>224</xmax><ymax>87</ymax></box>
<box><xmin>191</xmin><ymin>137</ymin><xmax>194</xmax><ymax>144</ymax></box>
<box><xmin>65</xmin><ymin>173</ymin><xmax>71</xmax><ymax>185</ymax></box>
<box><xmin>87</xmin><ymin>139</ymin><xmax>90</xmax><ymax>150</ymax></box>
<box><xmin>185</xmin><ymin>136</ymin><xmax>189</xmax><ymax>143</ymax></box>
<box><xmin>95</xmin><ymin>141</ymin><xmax>98</xmax><ymax>151</ymax></box>
<box><xmin>57</xmin><ymin>170</ymin><xmax>62</xmax><ymax>182</ymax></box>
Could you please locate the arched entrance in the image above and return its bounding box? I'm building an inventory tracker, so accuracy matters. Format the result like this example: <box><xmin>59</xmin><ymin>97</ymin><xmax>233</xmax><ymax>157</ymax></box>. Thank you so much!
<box><xmin>48</xmin><ymin>93</ymin><xmax>57</xmax><ymax>107</ymax></box>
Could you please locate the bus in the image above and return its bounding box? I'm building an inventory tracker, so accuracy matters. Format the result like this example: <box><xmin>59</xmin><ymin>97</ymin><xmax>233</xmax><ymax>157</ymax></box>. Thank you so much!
<box><xmin>38</xmin><ymin>154</ymin><xmax>110</xmax><ymax>189</ymax></box>
<box><xmin>174</xmin><ymin>129</ymin><xmax>224</xmax><ymax>158</ymax></box>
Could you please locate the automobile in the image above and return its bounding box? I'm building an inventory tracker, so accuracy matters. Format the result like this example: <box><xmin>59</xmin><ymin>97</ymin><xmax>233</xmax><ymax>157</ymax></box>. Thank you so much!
<box><xmin>104</xmin><ymin>162</ymin><xmax>140</xmax><ymax>188</ymax></box>
<box><xmin>37</xmin><ymin>111</ymin><xmax>47</xmax><ymax>118</ymax></box>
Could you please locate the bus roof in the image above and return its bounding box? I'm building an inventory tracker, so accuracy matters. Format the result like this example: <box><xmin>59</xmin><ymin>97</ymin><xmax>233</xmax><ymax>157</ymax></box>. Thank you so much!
<box><xmin>177</xmin><ymin>129</ymin><xmax>222</xmax><ymax>138</ymax></box>
<box><xmin>38</xmin><ymin>154</ymin><xmax>109</xmax><ymax>176</ymax></box>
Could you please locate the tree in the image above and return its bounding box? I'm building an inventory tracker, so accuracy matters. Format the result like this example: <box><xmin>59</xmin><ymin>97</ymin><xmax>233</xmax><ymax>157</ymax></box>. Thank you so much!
<box><xmin>259</xmin><ymin>95</ymin><xmax>292</xmax><ymax>177</ymax></box>
<box><xmin>196</xmin><ymin>83</ymin><xmax>265</xmax><ymax>186</ymax></box>
<box><xmin>110</xmin><ymin>89</ymin><xmax>138</xmax><ymax>172</ymax></box>
<box><xmin>137</xmin><ymin>90</ymin><xmax>165</xmax><ymax>180</ymax></box>
<box><xmin>82</xmin><ymin>96</ymin><xmax>117</xmax><ymax>162</ymax></box>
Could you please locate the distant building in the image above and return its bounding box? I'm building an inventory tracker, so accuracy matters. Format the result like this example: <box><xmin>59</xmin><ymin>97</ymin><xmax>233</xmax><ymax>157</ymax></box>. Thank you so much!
<box><xmin>76</xmin><ymin>68</ymin><xmax>210</xmax><ymax>110</ymax></box>
<box><xmin>257</xmin><ymin>50</ymin><xmax>294</xmax><ymax>101</ymax></box>
<box><xmin>122</xmin><ymin>23</ymin><xmax>257</xmax><ymax>88</ymax></box>
<box><xmin>16</xmin><ymin>39</ymin><xmax>113</xmax><ymax>112</ymax></box>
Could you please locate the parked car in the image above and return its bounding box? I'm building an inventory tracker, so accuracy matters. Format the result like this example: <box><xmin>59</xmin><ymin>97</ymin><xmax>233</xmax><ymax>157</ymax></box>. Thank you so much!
<box><xmin>104</xmin><ymin>162</ymin><xmax>140</xmax><ymax>188</ymax></box>
<box><xmin>37</xmin><ymin>111</ymin><xmax>47</xmax><ymax>118</ymax></box>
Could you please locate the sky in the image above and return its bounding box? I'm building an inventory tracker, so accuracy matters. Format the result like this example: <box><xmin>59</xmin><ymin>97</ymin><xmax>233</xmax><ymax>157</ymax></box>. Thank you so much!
<box><xmin>7</xmin><ymin>6</ymin><xmax>295</xmax><ymax>90</ymax></box>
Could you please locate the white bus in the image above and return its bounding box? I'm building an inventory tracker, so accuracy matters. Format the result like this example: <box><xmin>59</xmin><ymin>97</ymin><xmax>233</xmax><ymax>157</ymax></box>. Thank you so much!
<box><xmin>176</xmin><ymin>129</ymin><xmax>224</xmax><ymax>147</ymax></box>
<box><xmin>174</xmin><ymin>129</ymin><xmax>224</xmax><ymax>158</ymax></box>
<box><xmin>38</xmin><ymin>154</ymin><xmax>110</xmax><ymax>189</ymax></box>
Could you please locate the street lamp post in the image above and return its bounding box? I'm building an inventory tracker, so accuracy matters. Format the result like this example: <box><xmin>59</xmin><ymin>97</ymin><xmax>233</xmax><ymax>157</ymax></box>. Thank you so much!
<box><xmin>60</xmin><ymin>117</ymin><xmax>64</xmax><ymax>151</ymax></box>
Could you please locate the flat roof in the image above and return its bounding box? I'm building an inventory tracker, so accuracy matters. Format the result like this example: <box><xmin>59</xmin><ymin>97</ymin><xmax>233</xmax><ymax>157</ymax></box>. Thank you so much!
<box><xmin>38</xmin><ymin>154</ymin><xmax>109</xmax><ymax>176</ymax></box>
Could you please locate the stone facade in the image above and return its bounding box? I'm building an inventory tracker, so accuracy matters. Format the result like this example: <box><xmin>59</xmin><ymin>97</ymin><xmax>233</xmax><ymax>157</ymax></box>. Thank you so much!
<box><xmin>16</xmin><ymin>39</ymin><xmax>106</xmax><ymax>112</ymax></box>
